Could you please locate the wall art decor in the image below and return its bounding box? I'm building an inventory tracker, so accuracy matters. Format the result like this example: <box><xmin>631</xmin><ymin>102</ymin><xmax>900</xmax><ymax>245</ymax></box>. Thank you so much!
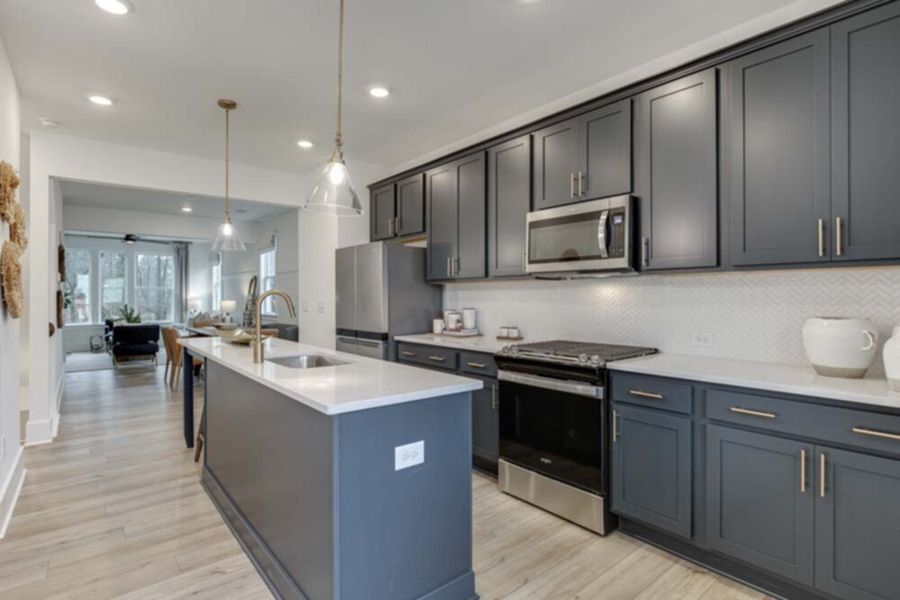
<box><xmin>1</xmin><ymin>240</ymin><xmax>23</xmax><ymax>318</ymax></box>
<box><xmin>0</xmin><ymin>161</ymin><xmax>19</xmax><ymax>224</ymax></box>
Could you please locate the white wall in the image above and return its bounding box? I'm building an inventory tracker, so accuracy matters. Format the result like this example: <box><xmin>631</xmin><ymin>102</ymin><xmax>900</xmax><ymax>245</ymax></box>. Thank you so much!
<box><xmin>188</xmin><ymin>241</ymin><xmax>214</xmax><ymax>314</ymax></box>
<box><xmin>0</xmin><ymin>34</ymin><xmax>24</xmax><ymax>537</ymax></box>
<box><xmin>25</xmin><ymin>131</ymin><xmax>305</xmax><ymax>445</ymax></box>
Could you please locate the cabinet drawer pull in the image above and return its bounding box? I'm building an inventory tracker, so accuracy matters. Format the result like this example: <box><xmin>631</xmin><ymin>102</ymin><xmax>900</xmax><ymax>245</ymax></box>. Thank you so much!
<box><xmin>820</xmin><ymin>453</ymin><xmax>827</xmax><ymax>498</ymax></box>
<box><xmin>800</xmin><ymin>449</ymin><xmax>807</xmax><ymax>493</ymax></box>
<box><xmin>629</xmin><ymin>389</ymin><xmax>663</xmax><ymax>400</ymax></box>
<box><xmin>612</xmin><ymin>409</ymin><xmax>620</xmax><ymax>442</ymax></box>
<box><xmin>729</xmin><ymin>407</ymin><xmax>776</xmax><ymax>419</ymax></box>
<box><xmin>428</xmin><ymin>355</ymin><xmax>446</xmax><ymax>362</ymax></box>
<box><xmin>466</xmin><ymin>362</ymin><xmax>487</xmax><ymax>369</ymax></box>
<box><xmin>817</xmin><ymin>218</ymin><xmax>824</xmax><ymax>257</ymax></box>
<box><xmin>400</xmin><ymin>351</ymin><xmax>416</xmax><ymax>357</ymax></box>
<box><xmin>852</xmin><ymin>426</ymin><xmax>900</xmax><ymax>442</ymax></box>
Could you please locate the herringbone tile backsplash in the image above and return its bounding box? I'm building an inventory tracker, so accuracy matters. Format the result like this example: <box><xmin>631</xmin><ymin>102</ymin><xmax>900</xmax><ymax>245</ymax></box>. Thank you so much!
<box><xmin>444</xmin><ymin>266</ymin><xmax>900</xmax><ymax>373</ymax></box>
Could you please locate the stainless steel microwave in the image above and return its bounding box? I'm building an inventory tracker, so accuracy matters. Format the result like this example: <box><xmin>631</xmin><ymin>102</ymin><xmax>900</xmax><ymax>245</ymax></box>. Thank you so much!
<box><xmin>525</xmin><ymin>195</ymin><xmax>635</xmax><ymax>274</ymax></box>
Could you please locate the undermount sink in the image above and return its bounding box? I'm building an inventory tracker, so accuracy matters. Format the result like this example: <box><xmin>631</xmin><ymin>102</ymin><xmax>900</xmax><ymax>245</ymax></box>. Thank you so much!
<box><xmin>266</xmin><ymin>354</ymin><xmax>349</xmax><ymax>369</ymax></box>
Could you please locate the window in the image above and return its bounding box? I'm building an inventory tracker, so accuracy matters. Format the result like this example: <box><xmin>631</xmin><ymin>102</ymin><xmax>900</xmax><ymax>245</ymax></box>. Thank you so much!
<box><xmin>259</xmin><ymin>248</ymin><xmax>276</xmax><ymax>315</ymax></box>
<box><xmin>135</xmin><ymin>254</ymin><xmax>176</xmax><ymax>322</ymax></box>
<box><xmin>64</xmin><ymin>249</ymin><xmax>92</xmax><ymax>324</ymax></box>
<box><xmin>100</xmin><ymin>251</ymin><xmax>127</xmax><ymax>321</ymax></box>
<box><xmin>211</xmin><ymin>254</ymin><xmax>222</xmax><ymax>312</ymax></box>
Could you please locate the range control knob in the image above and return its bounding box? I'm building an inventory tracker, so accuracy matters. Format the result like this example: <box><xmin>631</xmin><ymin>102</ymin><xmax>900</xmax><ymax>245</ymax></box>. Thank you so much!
<box><xmin>578</xmin><ymin>353</ymin><xmax>589</xmax><ymax>364</ymax></box>
<box><xmin>590</xmin><ymin>355</ymin><xmax>601</xmax><ymax>365</ymax></box>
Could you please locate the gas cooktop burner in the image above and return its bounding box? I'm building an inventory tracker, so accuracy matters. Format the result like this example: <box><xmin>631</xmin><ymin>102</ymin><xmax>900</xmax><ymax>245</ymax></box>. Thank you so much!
<box><xmin>497</xmin><ymin>339</ymin><xmax>657</xmax><ymax>367</ymax></box>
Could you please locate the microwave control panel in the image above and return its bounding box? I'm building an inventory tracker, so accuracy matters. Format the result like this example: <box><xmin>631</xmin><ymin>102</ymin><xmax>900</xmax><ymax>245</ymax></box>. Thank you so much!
<box><xmin>607</xmin><ymin>209</ymin><xmax>627</xmax><ymax>258</ymax></box>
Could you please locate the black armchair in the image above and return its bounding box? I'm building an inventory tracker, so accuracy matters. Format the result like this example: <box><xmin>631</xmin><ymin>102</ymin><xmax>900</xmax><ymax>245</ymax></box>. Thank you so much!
<box><xmin>111</xmin><ymin>324</ymin><xmax>161</xmax><ymax>366</ymax></box>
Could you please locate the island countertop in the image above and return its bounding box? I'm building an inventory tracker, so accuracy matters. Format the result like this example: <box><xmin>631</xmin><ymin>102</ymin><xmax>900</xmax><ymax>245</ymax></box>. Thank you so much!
<box><xmin>179</xmin><ymin>336</ymin><xmax>483</xmax><ymax>415</ymax></box>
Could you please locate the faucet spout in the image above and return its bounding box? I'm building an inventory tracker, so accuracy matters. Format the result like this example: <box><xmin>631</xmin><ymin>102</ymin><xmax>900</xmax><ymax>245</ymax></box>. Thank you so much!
<box><xmin>253</xmin><ymin>289</ymin><xmax>297</xmax><ymax>363</ymax></box>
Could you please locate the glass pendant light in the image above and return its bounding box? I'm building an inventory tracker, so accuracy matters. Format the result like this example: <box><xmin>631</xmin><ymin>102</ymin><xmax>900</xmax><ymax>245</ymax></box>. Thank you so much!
<box><xmin>212</xmin><ymin>99</ymin><xmax>246</xmax><ymax>251</ymax></box>
<box><xmin>304</xmin><ymin>0</ymin><xmax>362</xmax><ymax>216</ymax></box>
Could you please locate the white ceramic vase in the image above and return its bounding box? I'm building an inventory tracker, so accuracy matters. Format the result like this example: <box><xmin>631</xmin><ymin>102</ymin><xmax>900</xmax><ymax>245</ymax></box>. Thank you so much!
<box><xmin>883</xmin><ymin>325</ymin><xmax>900</xmax><ymax>391</ymax></box>
<box><xmin>802</xmin><ymin>317</ymin><xmax>879</xmax><ymax>379</ymax></box>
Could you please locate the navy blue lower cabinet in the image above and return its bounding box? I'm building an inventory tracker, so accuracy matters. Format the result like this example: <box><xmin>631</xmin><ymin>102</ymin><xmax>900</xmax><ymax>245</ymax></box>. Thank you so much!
<box><xmin>471</xmin><ymin>375</ymin><xmax>499</xmax><ymax>472</ymax></box>
<box><xmin>611</xmin><ymin>404</ymin><xmax>692</xmax><ymax>538</ymax></box>
<box><xmin>815</xmin><ymin>446</ymin><xmax>900</xmax><ymax>600</ymax></box>
<box><xmin>706</xmin><ymin>424</ymin><xmax>815</xmax><ymax>586</ymax></box>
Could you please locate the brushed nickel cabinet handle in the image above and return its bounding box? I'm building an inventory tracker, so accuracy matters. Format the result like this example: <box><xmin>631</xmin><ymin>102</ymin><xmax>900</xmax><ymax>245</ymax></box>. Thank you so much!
<box><xmin>454</xmin><ymin>256</ymin><xmax>459</xmax><ymax>277</ymax></box>
<box><xmin>400</xmin><ymin>351</ymin><xmax>416</xmax><ymax>357</ymax></box>
<box><xmin>629</xmin><ymin>389</ymin><xmax>663</xmax><ymax>400</ymax></box>
<box><xmin>466</xmin><ymin>362</ymin><xmax>487</xmax><ymax>369</ymax></box>
<box><xmin>835</xmin><ymin>217</ymin><xmax>843</xmax><ymax>257</ymax></box>
<box><xmin>729</xmin><ymin>406</ymin><xmax>776</xmax><ymax>419</ymax></box>
<box><xmin>612</xmin><ymin>409</ymin><xmax>619</xmax><ymax>442</ymax></box>
<box><xmin>428</xmin><ymin>355</ymin><xmax>446</xmax><ymax>362</ymax></box>
<box><xmin>817</xmin><ymin>219</ymin><xmax>824</xmax><ymax>257</ymax></box>
<box><xmin>800</xmin><ymin>449</ymin><xmax>807</xmax><ymax>493</ymax></box>
<box><xmin>570</xmin><ymin>172</ymin><xmax>576</xmax><ymax>199</ymax></box>
<box><xmin>852</xmin><ymin>426</ymin><xmax>900</xmax><ymax>442</ymax></box>
<box><xmin>491</xmin><ymin>384</ymin><xmax>498</xmax><ymax>410</ymax></box>
<box><xmin>446</xmin><ymin>256</ymin><xmax>451</xmax><ymax>277</ymax></box>
<box><xmin>521</xmin><ymin>250</ymin><xmax>527</xmax><ymax>271</ymax></box>
<box><xmin>641</xmin><ymin>237</ymin><xmax>650</xmax><ymax>268</ymax></box>
<box><xmin>577</xmin><ymin>171</ymin><xmax>584</xmax><ymax>196</ymax></box>
<box><xmin>819</xmin><ymin>453</ymin><xmax>826</xmax><ymax>498</ymax></box>
<box><xmin>395</xmin><ymin>216</ymin><xmax>402</xmax><ymax>234</ymax></box>
<box><xmin>388</xmin><ymin>217</ymin><xmax>395</xmax><ymax>237</ymax></box>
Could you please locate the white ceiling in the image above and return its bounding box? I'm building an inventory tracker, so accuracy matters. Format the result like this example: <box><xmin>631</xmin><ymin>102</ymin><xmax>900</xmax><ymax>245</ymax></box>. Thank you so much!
<box><xmin>0</xmin><ymin>0</ymin><xmax>832</xmax><ymax>174</ymax></box>
<box><xmin>60</xmin><ymin>179</ymin><xmax>292</xmax><ymax>221</ymax></box>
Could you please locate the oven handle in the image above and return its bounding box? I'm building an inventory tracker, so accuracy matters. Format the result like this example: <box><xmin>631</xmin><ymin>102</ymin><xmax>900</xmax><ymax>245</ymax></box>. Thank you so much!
<box><xmin>498</xmin><ymin>370</ymin><xmax>604</xmax><ymax>399</ymax></box>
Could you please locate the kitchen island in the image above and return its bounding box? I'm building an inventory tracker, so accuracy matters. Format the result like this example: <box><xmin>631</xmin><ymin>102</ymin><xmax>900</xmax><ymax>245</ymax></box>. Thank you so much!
<box><xmin>179</xmin><ymin>336</ymin><xmax>482</xmax><ymax>600</ymax></box>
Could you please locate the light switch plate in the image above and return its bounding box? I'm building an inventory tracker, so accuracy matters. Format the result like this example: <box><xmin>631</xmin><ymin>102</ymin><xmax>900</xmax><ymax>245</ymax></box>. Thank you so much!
<box><xmin>394</xmin><ymin>440</ymin><xmax>424</xmax><ymax>471</ymax></box>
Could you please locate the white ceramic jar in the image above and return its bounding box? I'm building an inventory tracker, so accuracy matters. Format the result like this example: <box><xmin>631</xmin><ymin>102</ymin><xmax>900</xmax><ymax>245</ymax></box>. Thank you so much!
<box><xmin>802</xmin><ymin>317</ymin><xmax>879</xmax><ymax>379</ymax></box>
<box><xmin>883</xmin><ymin>325</ymin><xmax>900</xmax><ymax>391</ymax></box>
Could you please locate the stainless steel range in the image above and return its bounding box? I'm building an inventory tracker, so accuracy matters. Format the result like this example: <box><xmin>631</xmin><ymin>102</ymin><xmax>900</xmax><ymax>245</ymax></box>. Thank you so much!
<box><xmin>495</xmin><ymin>340</ymin><xmax>657</xmax><ymax>534</ymax></box>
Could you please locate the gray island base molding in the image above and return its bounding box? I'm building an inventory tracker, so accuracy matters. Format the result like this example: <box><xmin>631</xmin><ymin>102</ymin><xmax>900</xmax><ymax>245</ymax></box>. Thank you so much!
<box><xmin>179</xmin><ymin>336</ymin><xmax>481</xmax><ymax>600</ymax></box>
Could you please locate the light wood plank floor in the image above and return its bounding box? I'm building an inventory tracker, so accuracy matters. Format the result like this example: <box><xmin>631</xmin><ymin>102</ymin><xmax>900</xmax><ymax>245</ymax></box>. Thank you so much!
<box><xmin>0</xmin><ymin>367</ymin><xmax>769</xmax><ymax>599</ymax></box>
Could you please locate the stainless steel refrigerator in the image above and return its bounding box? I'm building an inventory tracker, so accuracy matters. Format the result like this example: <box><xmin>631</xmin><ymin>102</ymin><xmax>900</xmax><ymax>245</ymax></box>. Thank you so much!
<box><xmin>335</xmin><ymin>242</ymin><xmax>442</xmax><ymax>360</ymax></box>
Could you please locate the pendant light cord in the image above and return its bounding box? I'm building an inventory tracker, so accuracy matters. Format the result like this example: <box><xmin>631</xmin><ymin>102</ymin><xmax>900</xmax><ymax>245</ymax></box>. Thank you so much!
<box><xmin>334</xmin><ymin>0</ymin><xmax>344</xmax><ymax>159</ymax></box>
<box><xmin>224</xmin><ymin>105</ymin><xmax>231</xmax><ymax>222</ymax></box>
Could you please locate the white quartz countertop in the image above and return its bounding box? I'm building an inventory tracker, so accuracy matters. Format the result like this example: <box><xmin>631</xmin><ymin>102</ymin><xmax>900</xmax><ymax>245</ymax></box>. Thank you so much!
<box><xmin>179</xmin><ymin>336</ymin><xmax>483</xmax><ymax>416</ymax></box>
<box><xmin>394</xmin><ymin>333</ymin><xmax>514</xmax><ymax>355</ymax></box>
<box><xmin>610</xmin><ymin>353</ymin><xmax>900</xmax><ymax>410</ymax></box>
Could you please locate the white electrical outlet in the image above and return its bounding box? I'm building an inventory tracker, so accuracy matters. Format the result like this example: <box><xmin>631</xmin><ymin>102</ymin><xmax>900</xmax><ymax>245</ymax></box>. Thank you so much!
<box><xmin>394</xmin><ymin>440</ymin><xmax>425</xmax><ymax>471</ymax></box>
<box><xmin>690</xmin><ymin>331</ymin><xmax>715</xmax><ymax>348</ymax></box>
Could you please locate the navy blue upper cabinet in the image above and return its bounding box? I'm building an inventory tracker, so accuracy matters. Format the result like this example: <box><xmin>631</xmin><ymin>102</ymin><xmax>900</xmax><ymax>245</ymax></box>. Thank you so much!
<box><xmin>724</xmin><ymin>30</ymin><xmax>831</xmax><ymax>267</ymax></box>
<box><xmin>831</xmin><ymin>3</ymin><xmax>900</xmax><ymax>262</ymax></box>
<box><xmin>635</xmin><ymin>69</ymin><xmax>718</xmax><ymax>271</ymax></box>
<box><xmin>425</xmin><ymin>152</ymin><xmax>486</xmax><ymax>281</ymax></box>
<box><xmin>706</xmin><ymin>425</ymin><xmax>815</xmax><ymax>585</ymax></box>
<box><xmin>370</xmin><ymin>183</ymin><xmax>396</xmax><ymax>241</ymax></box>
<box><xmin>488</xmin><ymin>135</ymin><xmax>531</xmax><ymax>278</ymax></box>
<box><xmin>815</xmin><ymin>446</ymin><xmax>900</xmax><ymax>600</ymax></box>
<box><xmin>533</xmin><ymin>100</ymin><xmax>632</xmax><ymax>210</ymax></box>
<box><xmin>396</xmin><ymin>173</ymin><xmax>425</xmax><ymax>237</ymax></box>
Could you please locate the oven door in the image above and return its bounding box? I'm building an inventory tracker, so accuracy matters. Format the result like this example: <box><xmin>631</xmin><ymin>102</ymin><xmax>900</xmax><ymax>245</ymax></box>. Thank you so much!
<box><xmin>525</xmin><ymin>195</ymin><xmax>633</xmax><ymax>274</ymax></box>
<box><xmin>498</xmin><ymin>370</ymin><xmax>606</xmax><ymax>495</ymax></box>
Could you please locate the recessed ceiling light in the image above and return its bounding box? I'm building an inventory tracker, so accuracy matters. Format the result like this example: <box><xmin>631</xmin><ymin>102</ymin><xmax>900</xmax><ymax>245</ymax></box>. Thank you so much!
<box><xmin>181</xmin><ymin>206</ymin><xmax>193</xmax><ymax>213</ymax></box>
<box><xmin>95</xmin><ymin>0</ymin><xmax>133</xmax><ymax>16</ymax></box>
<box><xmin>39</xmin><ymin>117</ymin><xmax>61</xmax><ymax>128</ymax></box>
<box><xmin>368</xmin><ymin>86</ymin><xmax>390</xmax><ymax>98</ymax></box>
<box><xmin>297</xmin><ymin>140</ymin><xmax>314</xmax><ymax>149</ymax></box>
<box><xmin>89</xmin><ymin>95</ymin><xmax>114</xmax><ymax>106</ymax></box>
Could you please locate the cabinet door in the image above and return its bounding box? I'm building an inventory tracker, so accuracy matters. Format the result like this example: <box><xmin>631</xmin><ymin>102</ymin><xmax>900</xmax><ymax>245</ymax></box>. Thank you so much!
<box><xmin>488</xmin><ymin>136</ymin><xmax>531</xmax><ymax>278</ymax></box>
<box><xmin>425</xmin><ymin>164</ymin><xmax>458</xmax><ymax>281</ymax></box>
<box><xmin>831</xmin><ymin>3</ymin><xmax>900</xmax><ymax>262</ymax></box>
<box><xmin>455</xmin><ymin>152</ymin><xmax>487</xmax><ymax>279</ymax></box>
<box><xmin>532</xmin><ymin>117</ymin><xmax>579</xmax><ymax>209</ymax></box>
<box><xmin>724</xmin><ymin>30</ymin><xmax>831</xmax><ymax>266</ymax></box>
<box><xmin>611</xmin><ymin>404</ymin><xmax>692</xmax><ymax>538</ymax></box>
<box><xmin>396</xmin><ymin>173</ymin><xmax>425</xmax><ymax>237</ymax></box>
<box><xmin>579</xmin><ymin>99</ymin><xmax>632</xmax><ymax>201</ymax></box>
<box><xmin>471</xmin><ymin>376</ymin><xmax>499</xmax><ymax>472</ymax></box>
<box><xmin>815</xmin><ymin>446</ymin><xmax>900</xmax><ymax>600</ymax></box>
<box><xmin>636</xmin><ymin>69</ymin><xmax>718</xmax><ymax>270</ymax></box>
<box><xmin>706</xmin><ymin>425</ymin><xmax>814</xmax><ymax>585</ymax></box>
<box><xmin>370</xmin><ymin>183</ymin><xmax>396</xmax><ymax>241</ymax></box>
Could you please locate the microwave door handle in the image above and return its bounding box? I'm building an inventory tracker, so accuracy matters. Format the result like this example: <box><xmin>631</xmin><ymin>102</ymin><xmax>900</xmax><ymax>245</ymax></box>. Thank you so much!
<box><xmin>597</xmin><ymin>210</ymin><xmax>609</xmax><ymax>258</ymax></box>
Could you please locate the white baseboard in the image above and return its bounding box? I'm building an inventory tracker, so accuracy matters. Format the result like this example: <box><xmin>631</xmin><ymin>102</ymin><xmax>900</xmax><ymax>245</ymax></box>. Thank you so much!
<box><xmin>25</xmin><ymin>418</ymin><xmax>54</xmax><ymax>446</ymax></box>
<box><xmin>0</xmin><ymin>448</ymin><xmax>26</xmax><ymax>539</ymax></box>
